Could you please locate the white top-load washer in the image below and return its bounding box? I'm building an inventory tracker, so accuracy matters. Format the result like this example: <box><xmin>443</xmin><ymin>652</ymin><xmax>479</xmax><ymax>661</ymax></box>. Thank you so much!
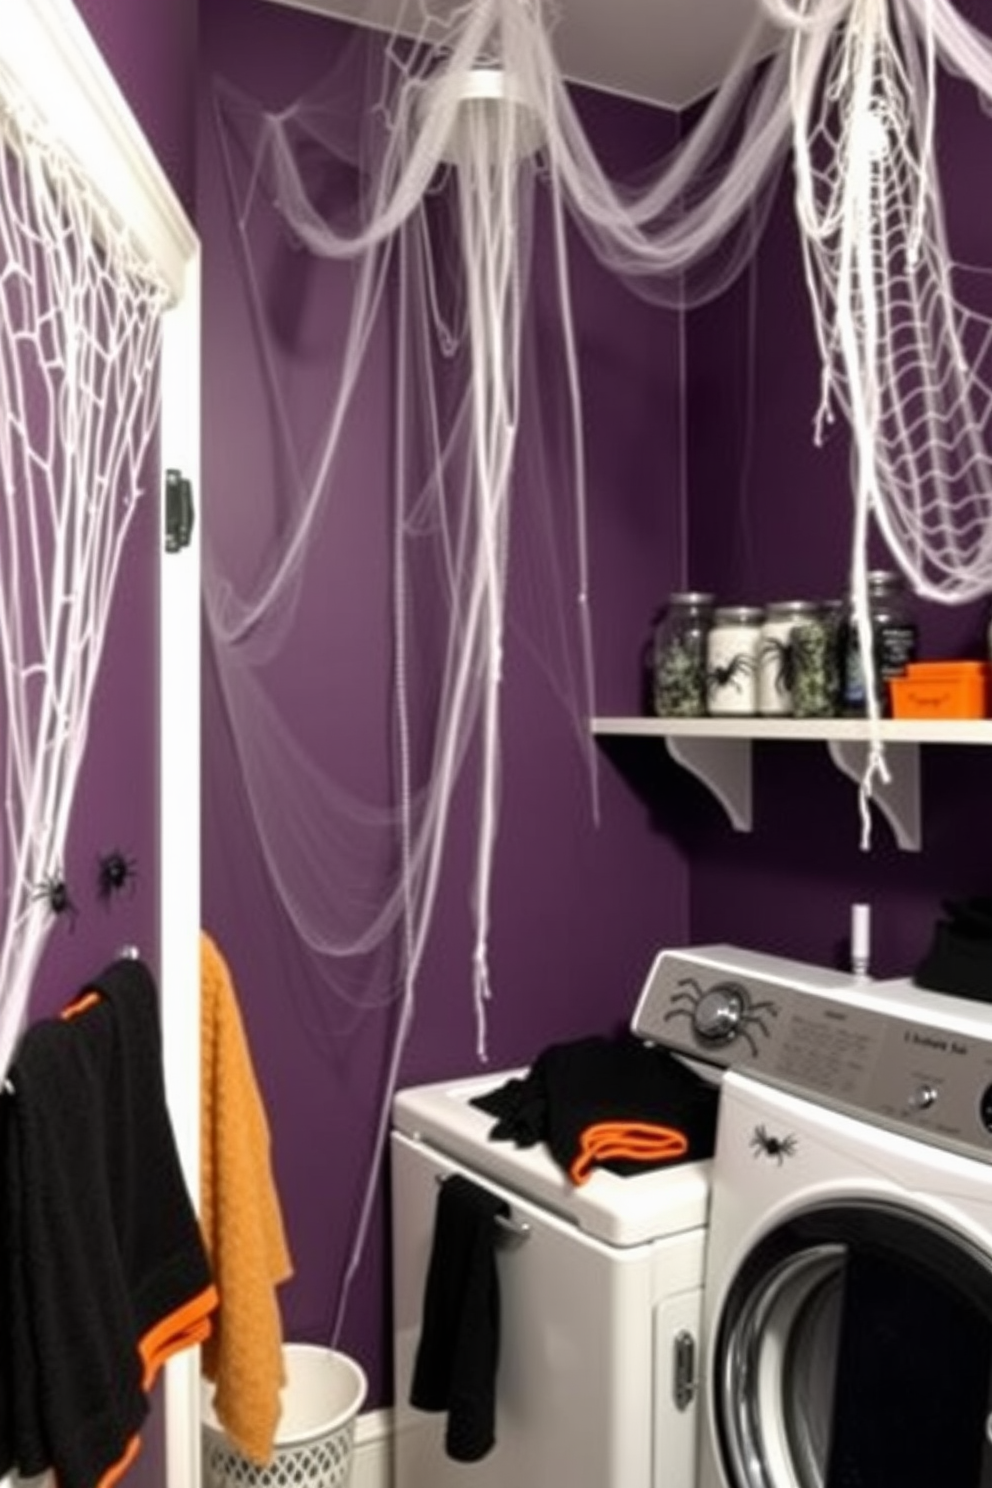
<box><xmin>631</xmin><ymin>944</ymin><xmax>992</xmax><ymax>1488</ymax></box>
<box><xmin>391</xmin><ymin>948</ymin><xmax>750</xmax><ymax>1488</ymax></box>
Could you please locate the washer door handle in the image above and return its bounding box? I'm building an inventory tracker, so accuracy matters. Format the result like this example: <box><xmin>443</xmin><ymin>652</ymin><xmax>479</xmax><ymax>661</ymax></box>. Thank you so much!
<box><xmin>673</xmin><ymin>1329</ymin><xmax>697</xmax><ymax>1411</ymax></box>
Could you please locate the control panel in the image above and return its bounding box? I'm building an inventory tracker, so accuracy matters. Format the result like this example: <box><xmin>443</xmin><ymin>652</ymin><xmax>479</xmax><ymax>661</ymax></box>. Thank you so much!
<box><xmin>632</xmin><ymin>945</ymin><xmax>992</xmax><ymax>1165</ymax></box>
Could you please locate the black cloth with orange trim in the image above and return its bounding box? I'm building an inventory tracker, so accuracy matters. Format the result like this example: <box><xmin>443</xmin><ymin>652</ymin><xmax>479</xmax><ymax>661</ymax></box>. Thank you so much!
<box><xmin>472</xmin><ymin>1033</ymin><xmax>718</xmax><ymax>1184</ymax></box>
<box><xmin>1</xmin><ymin>957</ymin><xmax>217</xmax><ymax>1488</ymax></box>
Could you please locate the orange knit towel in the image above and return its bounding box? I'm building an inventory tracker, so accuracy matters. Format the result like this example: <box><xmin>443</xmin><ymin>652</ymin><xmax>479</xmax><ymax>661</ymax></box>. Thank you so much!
<box><xmin>200</xmin><ymin>932</ymin><xmax>294</xmax><ymax>1464</ymax></box>
<box><xmin>569</xmin><ymin>1121</ymin><xmax>689</xmax><ymax>1186</ymax></box>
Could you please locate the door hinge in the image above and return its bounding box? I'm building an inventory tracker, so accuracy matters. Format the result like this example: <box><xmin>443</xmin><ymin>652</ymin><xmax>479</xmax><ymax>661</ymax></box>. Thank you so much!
<box><xmin>164</xmin><ymin>468</ymin><xmax>195</xmax><ymax>553</ymax></box>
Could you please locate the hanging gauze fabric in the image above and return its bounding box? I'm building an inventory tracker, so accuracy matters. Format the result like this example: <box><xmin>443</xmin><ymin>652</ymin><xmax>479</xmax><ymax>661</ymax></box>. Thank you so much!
<box><xmin>0</xmin><ymin>955</ymin><xmax>217</xmax><ymax>1488</ymax></box>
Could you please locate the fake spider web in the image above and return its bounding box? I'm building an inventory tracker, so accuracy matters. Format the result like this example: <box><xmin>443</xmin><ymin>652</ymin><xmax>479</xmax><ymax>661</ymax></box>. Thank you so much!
<box><xmin>0</xmin><ymin>59</ymin><xmax>167</xmax><ymax>1080</ymax></box>
<box><xmin>792</xmin><ymin>0</ymin><xmax>992</xmax><ymax>601</ymax></box>
<box><xmin>781</xmin><ymin>0</ymin><xmax>992</xmax><ymax>822</ymax></box>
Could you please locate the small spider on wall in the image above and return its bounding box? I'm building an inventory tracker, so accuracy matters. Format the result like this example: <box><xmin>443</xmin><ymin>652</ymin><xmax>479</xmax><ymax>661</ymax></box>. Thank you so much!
<box><xmin>31</xmin><ymin>871</ymin><xmax>78</xmax><ymax>930</ymax></box>
<box><xmin>97</xmin><ymin>849</ymin><xmax>139</xmax><ymax>906</ymax></box>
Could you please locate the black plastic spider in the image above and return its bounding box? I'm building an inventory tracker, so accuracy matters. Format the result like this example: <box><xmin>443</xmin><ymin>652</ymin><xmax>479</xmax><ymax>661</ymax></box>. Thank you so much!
<box><xmin>706</xmin><ymin>652</ymin><xmax>757</xmax><ymax>696</ymax></box>
<box><xmin>31</xmin><ymin>871</ymin><xmax>78</xmax><ymax>929</ymax></box>
<box><xmin>750</xmin><ymin>1124</ymin><xmax>797</xmax><ymax>1165</ymax></box>
<box><xmin>758</xmin><ymin>635</ymin><xmax>797</xmax><ymax>695</ymax></box>
<box><xmin>97</xmin><ymin>849</ymin><xmax>139</xmax><ymax>905</ymax></box>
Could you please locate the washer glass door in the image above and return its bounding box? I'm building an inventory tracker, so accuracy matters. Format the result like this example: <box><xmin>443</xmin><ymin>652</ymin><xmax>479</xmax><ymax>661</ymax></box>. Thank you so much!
<box><xmin>714</xmin><ymin>1201</ymin><xmax>992</xmax><ymax>1488</ymax></box>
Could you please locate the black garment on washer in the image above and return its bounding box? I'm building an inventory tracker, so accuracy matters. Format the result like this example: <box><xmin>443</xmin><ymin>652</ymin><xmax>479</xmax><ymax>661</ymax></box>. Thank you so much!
<box><xmin>410</xmin><ymin>1174</ymin><xmax>510</xmax><ymax>1462</ymax></box>
<box><xmin>472</xmin><ymin>1032</ymin><xmax>718</xmax><ymax>1178</ymax></box>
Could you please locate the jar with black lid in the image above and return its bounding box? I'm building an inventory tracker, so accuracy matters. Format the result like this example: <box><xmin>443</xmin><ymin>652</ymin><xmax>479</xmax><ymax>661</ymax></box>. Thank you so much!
<box><xmin>652</xmin><ymin>592</ymin><xmax>715</xmax><ymax>717</ymax></box>
<box><xmin>842</xmin><ymin>569</ymin><xmax>918</xmax><ymax>715</ymax></box>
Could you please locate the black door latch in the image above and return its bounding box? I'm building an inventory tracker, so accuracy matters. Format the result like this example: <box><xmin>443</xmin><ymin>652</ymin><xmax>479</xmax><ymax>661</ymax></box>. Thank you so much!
<box><xmin>164</xmin><ymin>468</ymin><xmax>195</xmax><ymax>553</ymax></box>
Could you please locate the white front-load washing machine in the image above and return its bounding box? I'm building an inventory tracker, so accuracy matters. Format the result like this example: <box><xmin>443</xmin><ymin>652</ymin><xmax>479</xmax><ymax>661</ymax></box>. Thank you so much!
<box><xmin>636</xmin><ymin>946</ymin><xmax>992</xmax><ymax>1488</ymax></box>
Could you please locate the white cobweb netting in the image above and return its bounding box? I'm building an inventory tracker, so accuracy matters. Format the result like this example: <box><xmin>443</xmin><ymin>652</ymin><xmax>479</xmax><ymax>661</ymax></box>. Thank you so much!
<box><xmin>792</xmin><ymin>0</ymin><xmax>992</xmax><ymax>607</ymax></box>
<box><xmin>778</xmin><ymin>0</ymin><xmax>992</xmax><ymax>818</ymax></box>
<box><xmin>203</xmin><ymin>0</ymin><xmax>992</xmax><ymax>1332</ymax></box>
<box><xmin>0</xmin><ymin>60</ymin><xmax>168</xmax><ymax>1080</ymax></box>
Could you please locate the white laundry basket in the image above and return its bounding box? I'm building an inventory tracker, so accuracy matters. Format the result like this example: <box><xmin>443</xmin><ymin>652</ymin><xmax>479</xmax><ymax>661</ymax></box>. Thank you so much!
<box><xmin>202</xmin><ymin>1343</ymin><xmax>368</xmax><ymax>1488</ymax></box>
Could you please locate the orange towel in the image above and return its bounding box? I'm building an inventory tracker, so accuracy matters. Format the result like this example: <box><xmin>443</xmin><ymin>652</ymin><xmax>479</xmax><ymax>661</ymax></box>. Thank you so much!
<box><xmin>200</xmin><ymin>932</ymin><xmax>294</xmax><ymax>1464</ymax></box>
<box><xmin>569</xmin><ymin>1121</ymin><xmax>689</xmax><ymax>1186</ymax></box>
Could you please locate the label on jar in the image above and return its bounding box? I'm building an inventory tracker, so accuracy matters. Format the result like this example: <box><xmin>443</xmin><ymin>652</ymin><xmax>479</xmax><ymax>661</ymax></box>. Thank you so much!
<box><xmin>844</xmin><ymin>620</ymin><xmax>918</xmax><ymax>713</ymax></box>
<box><xmin>877</xmin><ymin>622</ymin><xmax>918</xmax><ymax>680</ymax></box>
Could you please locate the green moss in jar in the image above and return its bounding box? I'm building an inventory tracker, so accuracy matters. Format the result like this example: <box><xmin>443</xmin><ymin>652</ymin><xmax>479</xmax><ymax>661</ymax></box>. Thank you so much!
<box><xmin>652</xmin><ymin>592</ymin><xmax>714</xmax><ymax>716</ymax></box>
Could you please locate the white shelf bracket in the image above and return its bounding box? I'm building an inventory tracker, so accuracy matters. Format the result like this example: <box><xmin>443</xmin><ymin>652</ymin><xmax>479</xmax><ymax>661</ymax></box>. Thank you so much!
<box><xmin>825</xmin><ymin>739</ymin><xmax>921</xmax><ymax>851</ymax></box>
<box><xmin>664</xmin><ymin>735</ymin><xmax>753</xmax><ymax>831</ymax></box>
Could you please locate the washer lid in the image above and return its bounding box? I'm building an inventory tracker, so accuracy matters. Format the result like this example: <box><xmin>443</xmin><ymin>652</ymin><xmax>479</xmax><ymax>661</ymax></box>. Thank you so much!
<box><xmin>393</xmin><ymin>1068</ymin><xmax>711</xmax><ymax>1246</ymax></box>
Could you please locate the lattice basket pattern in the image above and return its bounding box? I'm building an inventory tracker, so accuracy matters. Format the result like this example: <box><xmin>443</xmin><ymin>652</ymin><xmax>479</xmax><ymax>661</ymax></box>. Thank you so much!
<box><xmin>203</xmin><ymin>1421</ymin><xmax>358</xmax><ymax>1488</ymax></box>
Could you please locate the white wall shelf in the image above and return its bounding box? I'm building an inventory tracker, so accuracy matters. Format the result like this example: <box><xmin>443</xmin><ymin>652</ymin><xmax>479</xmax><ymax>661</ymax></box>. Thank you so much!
<box><xmin>591</xmin><ymin>716</ymin><xmax>992</xmax><ymax>851</ymax></box>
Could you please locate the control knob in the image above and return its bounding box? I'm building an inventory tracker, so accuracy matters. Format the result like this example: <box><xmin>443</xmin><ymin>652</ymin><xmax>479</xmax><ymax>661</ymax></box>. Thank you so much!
<box><xmin>693</xmin><ymin>987</ymin><xmax>743</xmax><ymax>1044</ymax></box>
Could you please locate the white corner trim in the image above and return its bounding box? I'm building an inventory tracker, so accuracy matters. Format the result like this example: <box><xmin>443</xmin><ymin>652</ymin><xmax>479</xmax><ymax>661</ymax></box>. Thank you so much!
<box><xmin>0</xmin><ymin>0</ymin><xmax>196</xmax><ymax>302</ymax></box>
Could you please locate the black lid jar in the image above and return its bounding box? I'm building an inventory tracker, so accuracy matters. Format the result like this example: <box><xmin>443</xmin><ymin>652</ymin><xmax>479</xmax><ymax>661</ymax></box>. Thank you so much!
<box><xmin>842</xmin><ymin>569</ymin><xmax>918</xmax><ymax>715</ymax></box>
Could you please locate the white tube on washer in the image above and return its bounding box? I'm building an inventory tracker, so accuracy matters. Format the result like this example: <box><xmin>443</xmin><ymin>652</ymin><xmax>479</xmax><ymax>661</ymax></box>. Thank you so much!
<box><xmin>851</xmin><ymin>902</ymin><xmax>871</xmax><ymax>978</ymax></box>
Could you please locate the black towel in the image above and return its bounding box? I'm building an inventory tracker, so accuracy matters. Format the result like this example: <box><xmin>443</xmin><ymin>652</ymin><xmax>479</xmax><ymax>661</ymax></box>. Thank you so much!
<box><xmin>3</xmin><ymin>957</ymin><xmax>217</xmax><ymax>1488</ymax></box>
<box><xmin>410</xmin><ymin>1175</ymin><xmax>509</xmax><ymax>1462</ymax></box>
<box><xmin>826</xmin><ymin>1248</ymin><xmax>992</xmax><ymax>1488</ymax></box>
<box><xmin>472</xmin><ymin>1033</ymin><xmax>718</xmax><ymax>1181</ymax></box>
<box><xmin>914</xmin><ymin>897</ymin><xmax>992</xmax><ymax>1003</ymax></box>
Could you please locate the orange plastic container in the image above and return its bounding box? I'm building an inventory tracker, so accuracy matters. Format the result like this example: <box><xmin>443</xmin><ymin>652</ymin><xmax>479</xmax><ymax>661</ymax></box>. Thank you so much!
<box><xmin>889</xmin><ymin>661</ymin><xmax>991</xmax><ymax>720</ymax></box>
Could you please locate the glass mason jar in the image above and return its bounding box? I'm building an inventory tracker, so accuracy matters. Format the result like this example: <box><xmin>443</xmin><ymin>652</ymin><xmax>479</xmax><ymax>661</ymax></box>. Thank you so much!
<box><xmin>791</xmin><ymin>603</ymin><xmax>843</xmax><ymax>718</ymax></box>
<box><xmin>842</xmin><ymin>570</ymin><xmax>918</xmax><ymax>715</ymax></box>
<box><xmin>757</xmin><ymin>600</ymin><xmax>820</xmax><ymax>716</ymax></box>
<box><xmin>652</xmin><ymin>591</ymin><xmax>715</xmax><ymax>717</ymax></box>
<box><xmin>706</xmin><ymin>605</ymin><xmax>764</xmax><ymax>716</ymax></box>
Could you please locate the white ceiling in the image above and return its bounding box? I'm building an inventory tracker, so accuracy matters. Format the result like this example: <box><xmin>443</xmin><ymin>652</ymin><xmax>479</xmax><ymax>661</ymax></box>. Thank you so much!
<box><xmin>262</xmin><ymin>0</ymin><xmax>780</xmax><ymax>111</ymax></box>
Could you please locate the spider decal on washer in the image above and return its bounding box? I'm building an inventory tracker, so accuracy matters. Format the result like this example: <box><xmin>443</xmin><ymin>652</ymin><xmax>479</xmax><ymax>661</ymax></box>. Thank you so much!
<box><xmin>665</xmin><ymin>976</ymin><xmax>778</xmax><ymax>1056</ymax></box>
<box><xmin>750</xmin><ymin>1124</ymin><xmax>798</xmax><ymax>1164</ymax></box>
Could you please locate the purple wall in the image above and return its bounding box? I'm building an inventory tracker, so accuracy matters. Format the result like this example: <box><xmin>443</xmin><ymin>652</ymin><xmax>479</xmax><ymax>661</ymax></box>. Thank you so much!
<box><xmin>75</xmin><ymin>0</ymin><xmax>198</xmax><ymax>215</ymax></box>
<box><xmin>198</xmin><ymin>0</ymin><xmax>690</xmax><ymax>1405</ymax></box>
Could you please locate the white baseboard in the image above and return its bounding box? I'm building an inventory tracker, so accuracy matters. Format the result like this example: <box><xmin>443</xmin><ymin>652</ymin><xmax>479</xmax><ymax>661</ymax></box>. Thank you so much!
<box><xmin>350</xmin><ymin>1407</ymin><xmax>394</xmax><ymax>1488</ymax></box>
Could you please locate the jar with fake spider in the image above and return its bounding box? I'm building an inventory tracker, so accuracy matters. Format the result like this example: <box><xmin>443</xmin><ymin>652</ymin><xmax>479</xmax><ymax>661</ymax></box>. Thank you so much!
<box><xmin>706</xmin><ymin>605</ymin><xmax>764</xmax><ymax>715</ymax></box>
<box><xmin>651</xmin><ymin>591</ymin><xmax>715</xmax><ymax>717</ymax></box>
<box><xmin>757</xmin><ymin>599</ymin><xmax>820</xmax><ymax>716</ymax></box>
